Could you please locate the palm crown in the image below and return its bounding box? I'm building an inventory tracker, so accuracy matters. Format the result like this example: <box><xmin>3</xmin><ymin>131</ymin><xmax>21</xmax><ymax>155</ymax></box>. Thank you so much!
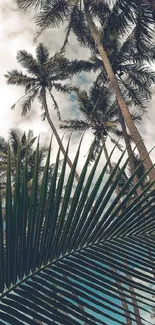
<box><xmin>5</xmin><ymin>43</ymin><xmax>82</xmax><ymax>183</ymax></box>
<box><xmin>5</xmin><ymin>43</ymin><xmax>75</xmax><ymax>120</ymax></box>
<box><xmin>60</xmin><ymin>83</ymin><xmax>124</xmax><ymax>159</ymax></box>
<box><xmin>0</xmin><ymin>128</ymin><xmax>53</xmax><ymax>199</ymax></box>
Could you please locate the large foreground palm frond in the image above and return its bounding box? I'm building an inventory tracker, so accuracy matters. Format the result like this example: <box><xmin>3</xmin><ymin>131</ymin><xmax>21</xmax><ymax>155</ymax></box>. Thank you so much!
<box><xmin>0</xmin><ymin>141</ymin><xmax>155</xmax><ymax>324</ymax></box>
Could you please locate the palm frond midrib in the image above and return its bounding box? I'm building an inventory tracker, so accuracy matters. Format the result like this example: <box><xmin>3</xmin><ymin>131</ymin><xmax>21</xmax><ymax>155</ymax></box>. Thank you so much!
<box><xmin>1</xmin><ymin>226</ymin><xmax>153</xmax><ymax>300</ymax></box>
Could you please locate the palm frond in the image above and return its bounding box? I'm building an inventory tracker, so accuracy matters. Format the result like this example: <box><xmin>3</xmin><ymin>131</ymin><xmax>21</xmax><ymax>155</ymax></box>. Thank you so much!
<box><xmin>60</xmin><ymin>119</ymin><xmax>90</xmax><ymax>131</ymax></box>
<box><xmin>4</xmin><ymin>70</ymin><xmax>36</xmax><ymax>86</ymax></box>
<box><xmin>21</xmin><ymin>88</ymin><xmax>39</xmax><ymax>116</ymax></box>
<box><xmin>88</xmin><ymin>135</ymin><xmax>102</xmax><ymax>161</ymax></box>
<box><xmin>130</xmin><ymin>111</ymin><xmax>143</xmax><ymax>124</ymax></box>
<box><xmin>0</xmin><ymin>137</ymin><xmax>8</xmax><ymax>155</ymax></box>
<box><xmin>60</xmin><ymin>4</ymin><xmax>80</xmax><ymax>52</ymax></box>
<box><xmin>16</xmin><ymin>0</ymin><xmax>42</xmax><ymax>11</ymax></box>
<box><xmin>64</xmin><ymin>58</ymin><xmax>99</xmax><ymax>75</ymax></box>
<box><xmin>0</xmin><ymin>141</ymin><xmax>155</xmax><ymax>323</ymax></box>
<box><xmin>90</xmin><ymin>0</ymin><xmax>110</xmax><ymax>26</ymax></box>
<box><xmin>35</xmin><ymin>0</ymin><xmax>69</xmax><ymax>33</ymax></box>
<box><xmin>16</xmin><ymin>50</ymin><xmax>41</xmax><ymax>77</ymax></box>
<box><xmin>36</xmin><ymin>43</ymin><xmax>49</xmax><ymax>64</ymax></box>
<box><xmin>46</xmin><ymin>88</ymin><xmax>61</xmax><ymax>120</ymax></box>
<box><xmin>53</xmin><ymin>82</ymin><xmax>78</xmax><ymax>94</ymax></box>
<box><xmin>121</xmin><ymin>65</ymin><xmax>155</xmax><ymax>93</ymax></box>
<box><xmin>9</xmin><ymin>129</ymin><xmax>21</xmax><ymax>156</ymax></box>
<box><xmin>118</xmin><ymin>78</ymin><xmax>149</xmax><ymax>112</ymax></box>
<box><xmin>102</xmin><ymin>0</ymin><xmax>137</xmax><ymax>38</ymax></box>
<box><xmin>66</xmin><ymin>4</ymin><xmax>93</xmax><ymax>48</ymax></box>
<box><xmin>133</xmin><ymin>2</ymin><xmax>154</xmax><ymax>57</ymax></box>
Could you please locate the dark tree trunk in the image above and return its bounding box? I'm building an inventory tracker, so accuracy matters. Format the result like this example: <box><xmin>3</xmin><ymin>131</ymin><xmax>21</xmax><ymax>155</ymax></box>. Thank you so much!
<box><xmin>42</xmin><ymin>88</ymin><xmax>80</xmax><ymax>182</ymax></box>
<box><xmin>117</xmin><ymin>106</ymin><xmax>142</xmax><ymax>195</ymax></box>
<box><xmin>102</xmin><ymin>138</ymin><xmax>120</xmax><ymax>198</ymax></box>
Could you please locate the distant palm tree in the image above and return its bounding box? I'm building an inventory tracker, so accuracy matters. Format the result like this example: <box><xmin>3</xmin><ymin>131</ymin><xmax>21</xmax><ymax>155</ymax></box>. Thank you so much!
<box><xmin>5</xmin><ymin>43</ymin><xmax>80</xmax><ymax>181</ymax></box>
<box><xmin>60</xmin><ymin>84</ymin><xmax>142</xmax><ymax>189</ymax></box>
<box><xmin>60</xmin><ymin>84</ymin><xmax>122</xmax><ymax>155</ymax></box>
<box><xmin>0</xmin><ymin>128</ymin><xmax>53</xmax><ymax>199</ymax></box>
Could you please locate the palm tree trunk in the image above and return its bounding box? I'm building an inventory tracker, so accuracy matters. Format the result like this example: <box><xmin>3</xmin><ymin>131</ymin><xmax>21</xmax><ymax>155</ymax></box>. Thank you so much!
<box><xmin>123</xmin><ymin>261</ymin><xmax>142</xmax><ymax>325</ymax></box>
<box><xmin>42</xmin><ymin>88</ymin><xmax>80</xmax><ymax>182</ymax></box>
<box><xmin>111</xmin><ymin>267</ymin><xmax>133</xmax><ymax>325</ymax></box>
<box><xmin>102</xmin><ymin>138</ymin><xmax>120</xmax><ymax>197</ymax></box>
<box><xmin>117</xmin><ymin>106</ymin><xmax>142</xmax><ymax>195</ymax></box>
<box><xmin>84</xmin><ymin>1</ymin><xmax>155</xmax><ymax>185</ymax></box>
<box><xmin>102</xmin><ymin>138</ymin><xmax>113</xmax><ymax>174</ymax></box>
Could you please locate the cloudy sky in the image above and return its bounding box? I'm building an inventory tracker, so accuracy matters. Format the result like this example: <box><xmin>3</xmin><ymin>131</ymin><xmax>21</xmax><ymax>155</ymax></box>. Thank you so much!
<box><xmin>0</xmin><ymin>0</ymin><xmax>95</xmax><ymax>171</ymax></box>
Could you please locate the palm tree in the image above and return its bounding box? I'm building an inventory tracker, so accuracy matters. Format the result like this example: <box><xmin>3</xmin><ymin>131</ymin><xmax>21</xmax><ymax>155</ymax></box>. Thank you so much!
<box><xmin>5</xmin><ymin>43</ymin><xmax>80</xmax><ymax>182</ymax></box>
<box><xmin>63</xmin><ymin>19</ymin><xmax>155</xmax><ymax>191</ymax></box>
<box><xmin>60</xmin><ymin>83</ymin><xmax>144</xmax><ymax>194</ymax></box>
<box><xmin>60</xmin><ymin>84</ymin><xmax>123</xmax><ymax>157</ymax></box>
<box><xmin>0</xmin><ymin>140</ymin><xmax>155</xmax><ymax>324</ymax></box>
<box><xmin>0</xmin><ymin>128</ymin><xmax>50</xmax><ymax>198</ymax></box>
<box><xmin>16</xmin><ymin>0</ymin><xmax>155</xmax><ymax>184</ymax></box>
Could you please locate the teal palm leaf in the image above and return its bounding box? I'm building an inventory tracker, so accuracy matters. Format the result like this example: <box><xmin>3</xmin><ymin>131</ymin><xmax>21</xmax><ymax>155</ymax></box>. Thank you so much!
<box><xmin>0</xmin><ymin>141</ymin><xmax>155</xmax><ymax>324</ymax></box>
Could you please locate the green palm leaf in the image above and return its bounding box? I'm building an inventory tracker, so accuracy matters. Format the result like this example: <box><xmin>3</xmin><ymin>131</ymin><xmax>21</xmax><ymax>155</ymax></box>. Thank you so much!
<box><xmin>0</xmin><ymin>141</ymin><xmax>155</xmax><ymax>324</ymax></box>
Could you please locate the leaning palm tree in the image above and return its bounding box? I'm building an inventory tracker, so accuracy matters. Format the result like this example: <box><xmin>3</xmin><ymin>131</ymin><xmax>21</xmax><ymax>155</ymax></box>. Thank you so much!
<box><xmin>5</xmin><ymin>43</ymin><xmax>80</xmax><ymax>182</ymax></box>
<box><xmin>16</xmin><ymin>0</ymin><xmax>155</xmax><ymax>183</ymax></box>
<box><xmin>62</xmin><ymin>18</ymin><xmax>155</xmax><ymax>189</ymax></box>
<box><xmin>0</xmin><ymin>140</ymin><xmax>155</xmax><ymax>324</ymax></box>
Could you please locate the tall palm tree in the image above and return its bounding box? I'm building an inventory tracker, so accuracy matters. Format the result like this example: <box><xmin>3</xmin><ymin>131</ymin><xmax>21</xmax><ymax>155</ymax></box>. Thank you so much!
<box><xmin>63</xmin><ymin>18</ymin><xmax>155</xmax><ymax>190</ymax></box>
<box><xmin>60</xmin><ymin>84</ymin><xmax>123</xmax><ymax>157</ymax></box>
<box><xmin>5</xmin><ymin>43</ymin><xmax>80</xmax><ymax>182</ymax></box>
<box><xmin>60</xmin><ymin>83</ymin><xmax>143</xmax><ymax>193</ymax></box>
<box><xmin>0</xmin><ymin>140</ymin><xmax>155</xmax><ymax>324</ymax></box>
<box><xmin>16</xmin><ymin>0</ymin><xmax>155</xmax><ymax>183</ymax></box>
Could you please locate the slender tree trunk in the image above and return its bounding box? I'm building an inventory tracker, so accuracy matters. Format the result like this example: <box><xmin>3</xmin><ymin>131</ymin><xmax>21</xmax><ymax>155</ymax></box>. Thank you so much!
<box><xmin>123</xmin><ymin>261</ymin><xmax>142</xmax><ymax>325</ymax></box>
<box><xmin>102</xmin><ymin>138</ymin><xmax>113</xmax><ymax>174</ymax></box>
<box><xmin>42</xmin><ymin>88</ymin><xmax>80</xmax><ymax>182</ymax></box>
<box><xmin>84</xmin><ymin>2</ymin><xmax>155</xmax><ymax>185</ymax></box>
<box><xmin>117</xmin><ymin>106</ymin><xmax>142</xmax><ymax>195</ymax></box>
<box><xmin>102</xmin><ymin>138</ymin><xmax>120</xmax><ymax>197</ymax></box>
